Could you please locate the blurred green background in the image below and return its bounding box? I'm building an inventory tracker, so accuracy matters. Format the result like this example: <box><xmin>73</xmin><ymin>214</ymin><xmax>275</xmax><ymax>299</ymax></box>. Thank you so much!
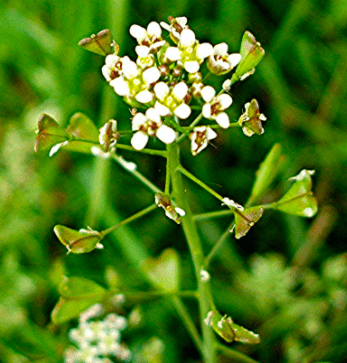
<box><xmin>1</xmin><ymin>0</ymin><xmax>347</xmax><ymax>362</ymax></box>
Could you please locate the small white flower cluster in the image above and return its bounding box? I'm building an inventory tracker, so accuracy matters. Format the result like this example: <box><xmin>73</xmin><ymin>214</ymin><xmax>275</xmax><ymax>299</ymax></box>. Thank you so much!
<box><xmin>64</xmin><ymin>308</ymin><xmax>131</xmax><ymax>363</ymax></box>
<box><xmin>100</xmin><ymin>16</ymin><xmax>243</xmax><ymax>155</ymax></box>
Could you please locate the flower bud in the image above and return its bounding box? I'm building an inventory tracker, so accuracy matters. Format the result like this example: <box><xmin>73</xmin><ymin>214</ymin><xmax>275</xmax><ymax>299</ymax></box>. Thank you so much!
<box><xmin>238</xmin><ymin>99</ymin><xmax>267</xmax><ymax>137</ymax></box>
<box><xmin>99</xmin><ymin>119</ymin><xmax>119</xmax><ymax>152</ymax></box>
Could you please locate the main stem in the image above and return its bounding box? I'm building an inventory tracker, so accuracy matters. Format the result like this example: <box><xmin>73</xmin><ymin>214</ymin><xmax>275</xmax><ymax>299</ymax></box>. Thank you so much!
<box><xmin>167</xmin><ymin>143</ymin><xmax>216</xmax><ymax>363</ymax></box>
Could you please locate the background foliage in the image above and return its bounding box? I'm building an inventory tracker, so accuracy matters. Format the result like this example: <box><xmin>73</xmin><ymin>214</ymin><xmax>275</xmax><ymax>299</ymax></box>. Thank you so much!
<box><xmin>1</xmin><ymin>0</ymin><xmax>347</xmax><ymax>362</ymax></box>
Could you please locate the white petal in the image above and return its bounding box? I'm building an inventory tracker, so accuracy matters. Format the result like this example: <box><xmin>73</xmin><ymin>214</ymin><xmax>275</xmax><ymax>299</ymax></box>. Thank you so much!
<box><xmin>122</xmin><ymin>58</ymin><xmax>139</xmax><ymax>80</ymax></box>
<box><xmin>228</xmin><ymin>53</ymin><xmax>242</xmax><ymax>68</ymax></box>
<box><xmin>154</xmin><ymin>82</ymin><xmax>169</xmax><ymax>100</ymax></box>
<box><xmin>135</xmin><ymin>45</ymin><xmax>150</xmax><ymax>57</ymax></box>
<box><xmin>176</xmin><ymin>17</ymin><xmax>188</xmax><ymax>27</ymax></box>
<box><xmin>131</xmin><ymin>131</ymin><xmax>149</xmax><ymax>150</ymax></box>
<box><xmin>172</xmin><ymin>82</ymin><xmax>188</xmax><ymax>100</ymax></box>
<box><xmin>160</xmin><ymin>21</ymin><xmax>171</xmax><ymax>32</ymax></box>
<box><xmin>214</xmin><ymin>43</ymin><xmax>228</xmax><ymax>55</ymax></box>
<box><xmin>132</xmin><ymin>113</ymin><xmax>147</xmax><ymax>130</ymax></box>
<box><xmin>174</xmin><ymin>103</ymin><xmax>191</xmax><ymax>119</ymax></box>
<box><xmin>180</xmin><ymin>29</ymin><xmax>196</xmax><ymax>47</ymax></box>
<box><xmin>154</xmin><ymin>101</ymin><xmax>171</xmax><ymax>116</ymax></box>
<box><xmin>215</xmin><ymin>113</ymin><xmax>230</xmax><ymax>128</ymax></box>
<box><xmin>136</xmin><ymin>90</ymin><xmax>153</xmax><ymax>104</ymax></box>
<box><xmin>165</xmin><ymin>46</ymin><xmax>181</xmax><ymax>61</ymax></box>
<box><xmin>105</xmin><ymin>54</ymin><xmax>119</xmax><ymax>66</ymax></box>
<box><xmin>260</xmin><ymin>114</ymin><xmax>267</xmax><ymax>121</ymax></box>
<box><xmin>111</xmin><ymin>77</ymin><xmax>130</xmax><ymax>96</ymax></box>
<box><xmin>49</xmin><ymin>141</ymin><xmax>69</xmax><ymax>157</ymax></box>
<box><xmin>102</xmin><ymin>65</ymin><xmax>111</xmax><ymax>81</ymax></box>
<box><xmin>242</xmin><ymin>126</ymin><xmax>254</xmax><ymax>137</ymax></box>
<box><xmin>196</xmin><ymin>43</ymin><xmax>213</xmax><ymax>59</ymax></box>
<box><xmin>206</xmin><ymin>127</ymin><xmax>217</xmax><ymax>140</ymax></box>
<box><xmin>202</xmin><ymin>104</ymin><xmax>212</xmax><ymax>118</ymax></box>
<box><xmin>217</xmin><ymin>94</ymin><xmax>233</xmax><ymax>110</ymax></box>
<box><xmin>184</xmin><ymin>61</ymin><xmax>200</xmax><ymax>74</ymax></box>
<box><xmin>201</xmin><ymin>86</ymin><xmax>216</xmax><ymax>102</ymax></box>
<box><xmin>147</xmin><ymin>21</ymin><xmax>161</xmax><ymax>37</ymax></box>
<box><xmin>142</xmin><ymin>66</ymin><xmax>160</xmax><ymax>85</ymax></box>
<box><xmin>244</xmin><ymin>102</ymin><xmax>251</xmax><ymax>112</ymax></box>
<box><xmin>175</xmin><ymin>207</ymin><xmax>185</xmax><ymax>216</ymax></box>
<box><xmin>146</xmin><ymin>107</ymin><xmax>161</xmax><ymax>123</ymax></box>
<box><xmin>303</xmin><ymin>208</ymin><xmax>314</xmax><ymax>217</ymax></box>
<box><xmin>156</xmin><ymin>125</ymin><xmax>176</xmax><ymax>144</ymax></box>
<box><xmin>129</xmin><ymin>24</ymin><xmax>147</xmax><ymax>41</ymax></box>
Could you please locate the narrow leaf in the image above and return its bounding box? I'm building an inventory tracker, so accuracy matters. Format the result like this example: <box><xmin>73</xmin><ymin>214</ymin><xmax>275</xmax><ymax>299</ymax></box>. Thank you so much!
<box><xmin>249</xmin><ymin>144</ymin><xmax>285</xmax><ymax>204</ymax></box>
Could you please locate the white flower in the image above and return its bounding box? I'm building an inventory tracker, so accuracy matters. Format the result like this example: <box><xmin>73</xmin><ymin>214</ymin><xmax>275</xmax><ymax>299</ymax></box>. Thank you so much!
<box><xmin>190</xmin><ymin>126</ymin><xmax>217</xmax><ymax>156</ymax></box>
<box><xmin>160</xmin><ymin>16</ymin><xmax>189</xmax><ymax>43</ymax></box>
<box><xmin>131</xmin><ymin>108</ymin><xmax>176</xmax><ymax>150</ymax></box>
<box><xmin>99</xmin><ymin>120</ymin><xmax>118</xmax><ymax>151</ymax></box>
<box><xmin>109</xmin><ymin>56</ymin><xmax>160</xmax><ymax>103</ymax></box>
<box><xmin>207</xmin><ymin>43</ymin><xmax>241</xmax><ymax>75</ymax></box>
<box><xmin>129</xmin><ymin>21</ymin><xmax>165</xmax><ymax>52</ymax></box>
<box><xmin>202</xmin><ymin>86</ymin><xmax>232</xmax><ymax>128</ymax></box>
<box><xmin>135</xmin><ymin>45</ymin><xmax>155</xmax><ymax>69</ymax></box>
<box><xmin>102</xmin><ymin>54</ymin><xmax>121</xmax><ymax>82</ymax></box>
<box><xmin>238</xmin><ymin>99</ymin><xmax>267</xmax><ymax>136</ymax></box>
<box><xmin>177</xmin><ymin>29</ymin><xmax>213</xmax><ymax>73</ymax></box>
<box><xmin>79</xmin><ymin>304</ymin><xmax>104</xmax><ymax>323</ymax></box>
<box><xmin>154</xmin><ymin>81</ymin><xmax>191</xmax><ymax>119</ymax></box>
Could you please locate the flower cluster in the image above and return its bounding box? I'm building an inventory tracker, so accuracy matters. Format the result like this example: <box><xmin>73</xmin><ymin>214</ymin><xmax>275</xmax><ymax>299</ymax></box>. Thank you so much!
<box><xmin>64</xmin><ymin>308</ymin><xmax>131</xmax><ymax>363</ymax></box>
<box><xmin>97</xmin><ymin>16</ymin><xmax>265</xmax><ymax>155</ymax></box>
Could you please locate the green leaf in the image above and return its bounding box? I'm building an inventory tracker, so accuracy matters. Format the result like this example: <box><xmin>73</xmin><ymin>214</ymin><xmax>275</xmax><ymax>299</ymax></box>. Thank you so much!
<box><xmin>34</xmin><ymin>114</ymin><xmax>69</xmax><ymax>153</ymax></box>
<box><xmin>78</xmin><ymin>29</ymin><xmax>115</xmax><ymax>56</ymax></box>
<box><xmin>51</xmin><ymin>276</ymin><xmax>106</xmax><ymax>324</ymax></box>
<box><xmin>142</xmin><ymin>248</ymin><xmax>180</xmax><ymax>292</ymax></box>
<box><xmin>269</xmin><ymin>170</ymin><xmax>317</xmax><ymax>217</ymax></box>
<box><xmin>234</xmin><ymin>206</ymin><xmax>263</xmax><ymax>239</ymax></box>
<box><xmin>205</xmin><ymin>311</ymin><xmax>260</xmax><ymax>344</ymax></box>
<box><xmin>249</xmin><ymin>144</ymin><xmax>286</xmax><ymax>204</ymax></box>
<box><xmin>53</xmin><ymin>225</ymin><xmax>103</xmax><ymax>254</ymax></box>
<box><xmin>235</xmin><ymin>31</ymin><xmax>265</xmax><ymax>80</ymax></box>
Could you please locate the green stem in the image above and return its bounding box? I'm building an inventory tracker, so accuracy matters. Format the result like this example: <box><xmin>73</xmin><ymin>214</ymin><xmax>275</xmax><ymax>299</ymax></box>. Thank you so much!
<box><xmin>216</xmin><ymin>344</ymin><xmax>260</xmax><ymax>363</ymax></box>
<box><xmin>111</xmin><ymin>153</ymin><xmax>162</xmax><ymax>194</ymax></box>
<box><xmin>108</xmin><ymin>289</ymin><xmax>197</xmax><ymax>300</ymax></box>
<box><xmin>100</xmin><ymin>204</ymin><xmax>157</xmax><ymax>237</ymax></box>
<box><xmin>194</xmin><ymin>210</ymin><xmax>233</xmax><ymax>221</ymax></box>
<box><xmin>171</xmin><ymin>296</ymin><xmax>203</xmax><ymax>355</ymax></box>
<box><xmin>115</xmin><ymin>143</ymin><xmax>167</xmax><ymax>157</ymax></box>
<box><xmin>204</xmin><ymin>222</ymin><xmax>235</xmax><ymax>268</ymax></box>
<box><xmin>178</xmin><ymin>166</ymin><xmax>224</xmax><ymax>202</ymax></box>
<box><xmin>167</xmin><ymin>143</ymin><xmax>217</xmax><ymax>363</ymax></box>
<box><xmin>262</xmin><ymin>192</ymin><xmax>311</xmax><ymax>209</ymax></box>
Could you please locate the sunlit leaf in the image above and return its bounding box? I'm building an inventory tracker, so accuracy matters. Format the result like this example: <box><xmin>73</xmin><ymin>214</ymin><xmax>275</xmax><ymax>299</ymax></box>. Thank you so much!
<box><xmin>234</xmin><ymin>206</ymin><xmax>263</xmax><ymax>239</ymax></box>
<box><xmin>54</xmin><ymin>225</ymin><xmax>103</xmax><ymax>254</ymax></box>
<box><xmin>51</xmin><ymin>276</ymin><xmax>106</xmax><ymax>324</ymax></box>
<box><xmin>78</xmin><ymin>29</ymin><xmax>115</xmax><ymax>56</ymax></box>
<box><xmin>142</xmin><ymin>248</ymin><xmax>180</xmax><ymax>292</ymax></box>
